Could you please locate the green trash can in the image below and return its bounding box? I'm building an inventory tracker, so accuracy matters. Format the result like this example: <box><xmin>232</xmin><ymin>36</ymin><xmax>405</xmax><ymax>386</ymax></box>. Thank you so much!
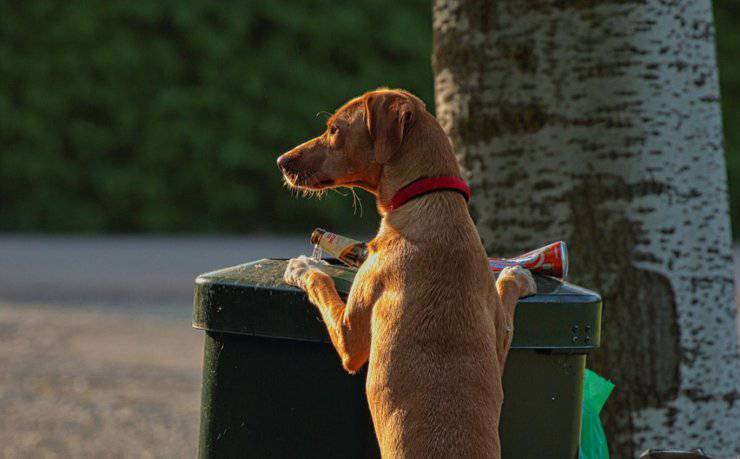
<box><xmin>193</xmin><ymin>259</ymin><xmax>601</xmax><ymax>459</ymax></box>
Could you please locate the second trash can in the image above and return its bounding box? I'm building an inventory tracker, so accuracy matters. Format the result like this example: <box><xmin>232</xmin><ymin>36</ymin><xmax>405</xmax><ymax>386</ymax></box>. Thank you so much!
<box><xmin>193</xmin><ymin>258</ymin><xmax>602</xmax><ymax>459</ymax></box>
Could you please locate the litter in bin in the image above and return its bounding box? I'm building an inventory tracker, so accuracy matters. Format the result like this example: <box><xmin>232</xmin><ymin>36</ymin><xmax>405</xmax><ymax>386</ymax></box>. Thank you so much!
<box><xmin>311</xmin><ymin>228</ymin><xmax>367</xmax><ymax>267</ymax></box>
<box><xmin>580</xmin><ymin>369</ymin><xmax>614</xmax><ymax>459</ymax></box>
<box><xmin>310</xmin><ymin>227</ymin><xmax>569</xmax><ymax>279</ymax></box>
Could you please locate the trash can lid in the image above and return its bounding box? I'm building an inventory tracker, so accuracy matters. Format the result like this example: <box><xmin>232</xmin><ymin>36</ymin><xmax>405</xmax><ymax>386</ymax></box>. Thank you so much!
<box><xmin>193</xmin><ymin>259</ymin><xmax>602</xmax><ymax>352</ymax></box>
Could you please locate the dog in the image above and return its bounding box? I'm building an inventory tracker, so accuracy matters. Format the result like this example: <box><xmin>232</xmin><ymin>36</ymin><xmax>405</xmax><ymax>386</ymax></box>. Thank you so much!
<box><xmin>278</xmin><ymin>88</ymin><xmax>535</xmax><ymax>458</ymax></box>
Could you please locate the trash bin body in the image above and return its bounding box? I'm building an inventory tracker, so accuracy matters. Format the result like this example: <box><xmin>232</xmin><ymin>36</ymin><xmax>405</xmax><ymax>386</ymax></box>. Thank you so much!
<box><xmin>198</xmin><ymin>332</ymin><xmax>378</xmax><ymax>458</ymax></box>
<box><xmin>193</xmin><ymin>259</ymin><xmax>601</xmax><ymax>459</ymax></box>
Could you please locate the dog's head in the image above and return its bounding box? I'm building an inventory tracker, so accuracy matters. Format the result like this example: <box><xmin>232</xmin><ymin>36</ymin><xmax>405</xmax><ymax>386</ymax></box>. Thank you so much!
<box><xmin>277</xmin><ymin>88</ymin><xmax>423</xmax><ymax>193</ymax></box>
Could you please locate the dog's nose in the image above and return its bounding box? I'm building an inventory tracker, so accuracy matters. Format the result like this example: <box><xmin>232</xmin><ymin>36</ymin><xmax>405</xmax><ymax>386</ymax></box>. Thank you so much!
<box><xmin>277</xmin><ymin>154</ymin><xmax>295</xmax><ymax>171</ymax></box>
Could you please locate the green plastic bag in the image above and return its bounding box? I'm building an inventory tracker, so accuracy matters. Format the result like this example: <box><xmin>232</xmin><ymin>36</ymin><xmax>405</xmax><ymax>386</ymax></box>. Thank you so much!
<box><xmin>579</xmin><ymin>369</ymin><xmax>615</xmax><ymax>459</ymax></box>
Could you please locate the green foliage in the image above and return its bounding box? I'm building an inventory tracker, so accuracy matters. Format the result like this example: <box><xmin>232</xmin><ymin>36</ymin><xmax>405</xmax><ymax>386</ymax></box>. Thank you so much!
<box><xmin>2</xmin><ymin>2</ymin><xmax>739</xmax><ymax>237</ymax></box>
<box><xmin>715</xmin><ymin>0</ymin><xmax>740</xmax><ymax>238</ymax></box>
<box><xmin>0</xmin><ymin>0</ymin><xmax>433</xmax><ymax>233</ymax></box>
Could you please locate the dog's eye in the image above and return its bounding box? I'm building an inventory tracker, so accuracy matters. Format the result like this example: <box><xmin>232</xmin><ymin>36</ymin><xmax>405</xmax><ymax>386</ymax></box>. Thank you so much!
<box><xmin>329</xmin><ymin>125</ymin><xmax>338</xmax><ymax>135</ymax></box>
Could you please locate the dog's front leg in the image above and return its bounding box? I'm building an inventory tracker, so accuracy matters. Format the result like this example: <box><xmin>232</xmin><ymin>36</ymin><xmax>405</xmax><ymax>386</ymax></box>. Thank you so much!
<box><xmin>494</xmin><ymin>266</ymin><xmax>536</xmax><ymax>367</ymax></box>
<box><xmin>285</xmin><ymin>256</ymin><xmax>379</xmax><ymax>374</ymax></box>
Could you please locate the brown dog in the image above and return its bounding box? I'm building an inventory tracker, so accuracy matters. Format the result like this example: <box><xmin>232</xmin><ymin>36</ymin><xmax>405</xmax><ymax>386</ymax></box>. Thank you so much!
<box><xmin>278</xmin><ymin>89</ymin><xmax>535</xmax><ymax>458</ymax></box>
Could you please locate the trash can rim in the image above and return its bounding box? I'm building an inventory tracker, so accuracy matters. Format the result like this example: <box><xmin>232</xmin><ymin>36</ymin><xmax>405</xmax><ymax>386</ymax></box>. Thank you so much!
<box><xmin>195</xmin><ymin>259</ymin><xmax>602</xmax><ymax>302</ymax></box>
<box><xmin>192</xmin><ymin>259</ymin><xmax>602</xmax><ymax>352</ymax></box>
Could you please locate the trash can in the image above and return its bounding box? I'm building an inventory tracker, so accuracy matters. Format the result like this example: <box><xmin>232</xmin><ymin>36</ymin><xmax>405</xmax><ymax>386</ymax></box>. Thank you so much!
<box><xmin>193</xmin><ymin>259</ymin><xmax>602</xmax><ymax>459</ymax></box>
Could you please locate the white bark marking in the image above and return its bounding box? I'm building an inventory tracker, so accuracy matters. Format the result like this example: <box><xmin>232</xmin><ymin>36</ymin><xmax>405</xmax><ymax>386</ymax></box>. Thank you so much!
<box><xmin>434</xmin><ymin>0</ymin><xmax>740</xmax><ymax>456</ymax></box>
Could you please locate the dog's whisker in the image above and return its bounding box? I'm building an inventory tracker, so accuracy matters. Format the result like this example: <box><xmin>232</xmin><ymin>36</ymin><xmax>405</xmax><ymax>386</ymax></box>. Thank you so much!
<box><xmin>351</xmin><ymin>188</ymin><xmax>363</xmax><ymax>217</ymax></box>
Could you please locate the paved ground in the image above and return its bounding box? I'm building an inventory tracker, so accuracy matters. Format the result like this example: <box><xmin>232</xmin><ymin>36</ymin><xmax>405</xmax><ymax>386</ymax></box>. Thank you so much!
<box><xmin>0</xmin><ymin>235</ymin><xmax>312</xmax><ymax>306</ymax></box>
<box><xmin>0</xmin><ymin>236</ymin><xmax>738</xmax><ymax>458</ymax></box>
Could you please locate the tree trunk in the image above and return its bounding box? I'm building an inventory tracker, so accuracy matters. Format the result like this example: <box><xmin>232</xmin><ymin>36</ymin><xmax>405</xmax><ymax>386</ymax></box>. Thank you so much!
<box><xmin>432</xmin><ymin>1</ymin><xmax>740</xmax><ymax>457</ymax></box>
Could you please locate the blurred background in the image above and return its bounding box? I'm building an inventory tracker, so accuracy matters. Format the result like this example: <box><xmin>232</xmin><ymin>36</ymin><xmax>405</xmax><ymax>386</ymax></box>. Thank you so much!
<box><xmin>2</xmin><ymin>1</ymin><xmax>740</xmax><ymax>235</ymax></box>
<box><xmin>0</xmin><ymin>1</ymin><xmax>738</xmax><ymax>457</ymax></box>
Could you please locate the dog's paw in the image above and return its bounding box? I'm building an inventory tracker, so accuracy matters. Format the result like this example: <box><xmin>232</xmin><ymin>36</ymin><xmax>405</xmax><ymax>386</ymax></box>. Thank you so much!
<box><xmin>499</xmin><ymin>266</ymin><xmax>536</xmax><ymax>298</ymax></box>
<box><xmin>284</xmin><ymin>255</ymin><xmax>322</xmax><ymax>290</ymax></box>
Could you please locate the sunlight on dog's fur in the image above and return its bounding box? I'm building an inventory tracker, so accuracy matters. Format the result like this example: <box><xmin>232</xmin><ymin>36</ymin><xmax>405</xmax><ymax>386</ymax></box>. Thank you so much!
<box><xmin>278</xmin><ymin>88</ymin><xmax>535</xmax><ymax>458</ymax></box>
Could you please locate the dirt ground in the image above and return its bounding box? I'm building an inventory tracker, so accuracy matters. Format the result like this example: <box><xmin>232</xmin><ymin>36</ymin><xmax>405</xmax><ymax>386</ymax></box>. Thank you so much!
<box><xmin>0</xmin><ymin>236</ymin><xmax>312</xmax><ymax>459</ymax></box>
<box><xmin>0</xmin><ymin>236</ymin><xmax>737</xmax><ymax>458</ymax></box>
<box><xmin>0</xmin><ymin>302</ymin><xmax>203</xmax><ymax>459</ymax></box>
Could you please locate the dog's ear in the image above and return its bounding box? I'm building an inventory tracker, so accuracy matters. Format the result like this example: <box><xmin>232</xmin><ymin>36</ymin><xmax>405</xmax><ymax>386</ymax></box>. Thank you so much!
<box><xmin>364</xmin><ymin>93</ymin><xmax>415</xmax><ymax>164</ymax></box>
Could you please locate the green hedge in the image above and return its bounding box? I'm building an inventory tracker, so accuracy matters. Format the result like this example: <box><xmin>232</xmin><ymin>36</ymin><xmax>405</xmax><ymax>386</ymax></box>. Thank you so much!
<box><xmin>1</xmin><ymin>1</ymin><xmax>739</xmax><ymax>237</ymax></box>
<box><xmin>0</xmin><ymin>0</ymin><xmax>433</xmax><ymax>234</ymax></box>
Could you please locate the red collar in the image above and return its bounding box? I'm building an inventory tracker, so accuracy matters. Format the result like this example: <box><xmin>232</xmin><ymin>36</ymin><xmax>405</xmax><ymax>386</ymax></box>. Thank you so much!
<box><xmin>389</xmin><ymin>176</ymin><xmax>470</xmax><ymax>212</ymax></box>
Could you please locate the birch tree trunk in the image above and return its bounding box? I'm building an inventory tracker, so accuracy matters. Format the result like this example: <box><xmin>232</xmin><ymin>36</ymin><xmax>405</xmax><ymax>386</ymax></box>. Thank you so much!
<box><xmin>432</xmin><ymin>1</ymin><xmax>740</xmax><ymax>457</ymax></box>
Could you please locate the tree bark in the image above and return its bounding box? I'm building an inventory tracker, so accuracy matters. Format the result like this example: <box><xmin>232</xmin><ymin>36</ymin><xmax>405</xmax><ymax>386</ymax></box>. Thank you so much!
<box><xmin>432</xmin><ymin>1</ymin><xmax>740</xmax><ymax>457</ymax></box>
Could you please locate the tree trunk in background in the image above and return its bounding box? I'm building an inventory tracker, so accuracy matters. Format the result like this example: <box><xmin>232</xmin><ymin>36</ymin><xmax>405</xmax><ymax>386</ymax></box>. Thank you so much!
<box><xmin>433</xmin><ymin>0</ymin><xmax>740</xmax><ymax>457</ymax></box>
